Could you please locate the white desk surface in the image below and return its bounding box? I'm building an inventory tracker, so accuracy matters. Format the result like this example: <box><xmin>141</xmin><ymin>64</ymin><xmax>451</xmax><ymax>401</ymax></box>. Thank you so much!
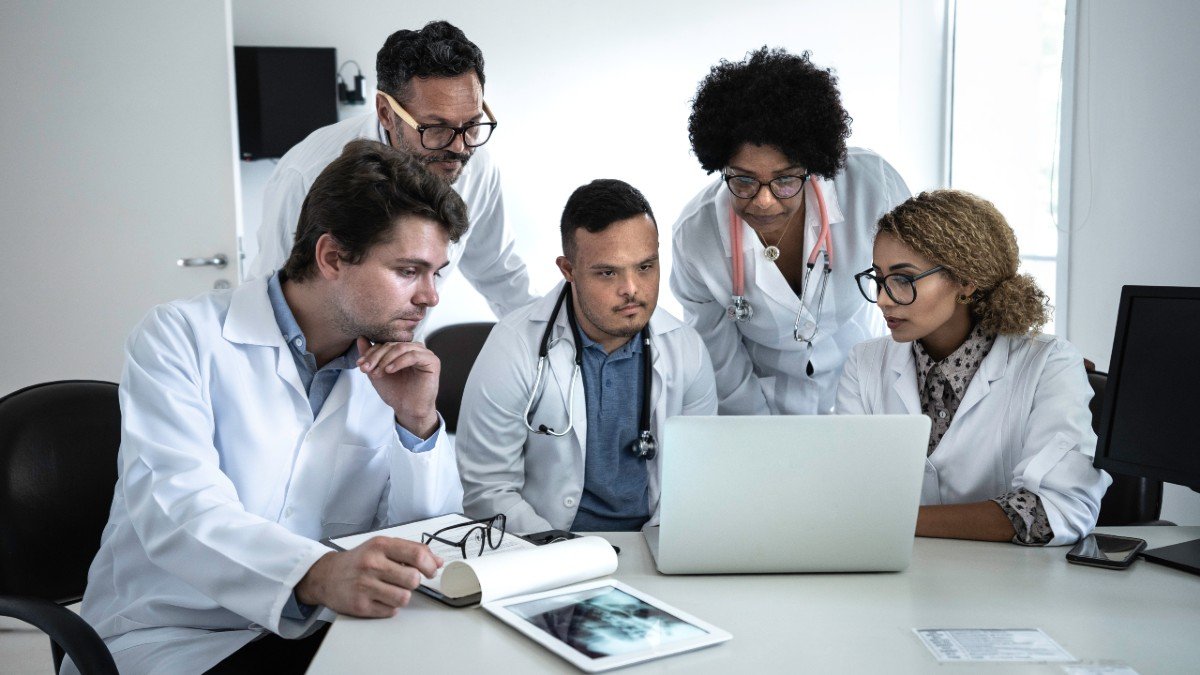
<box><xmin>308</xmin><ymin>527</ymin><xmax>1200</xmax><ymax>674</ymax></box>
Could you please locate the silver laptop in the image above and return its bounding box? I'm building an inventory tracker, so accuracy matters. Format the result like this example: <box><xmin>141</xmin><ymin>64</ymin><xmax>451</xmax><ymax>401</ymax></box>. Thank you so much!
<box><xmin>646</xmin><ymin>415</ymin><xmax>930</xmax><ymax>574</ymax></box>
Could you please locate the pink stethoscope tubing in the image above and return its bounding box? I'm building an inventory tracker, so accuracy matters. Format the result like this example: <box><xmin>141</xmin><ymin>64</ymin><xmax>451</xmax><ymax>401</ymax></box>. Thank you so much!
<box><xmin>727</xmin><ymin>179</ymin><xmax>833</xmax><ymax>337</ymax></box>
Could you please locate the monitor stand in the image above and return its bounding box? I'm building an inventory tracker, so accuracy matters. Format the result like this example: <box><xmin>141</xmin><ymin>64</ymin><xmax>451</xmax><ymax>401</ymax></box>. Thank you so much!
<box><xmin>1141</xmin><ymin>538</ymin><xmax>1200</xmax><ymax>577</ymax></box>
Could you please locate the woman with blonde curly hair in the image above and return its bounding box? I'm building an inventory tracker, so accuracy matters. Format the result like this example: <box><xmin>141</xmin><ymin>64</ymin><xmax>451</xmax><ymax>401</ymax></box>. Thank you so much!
<box><xmin>837</xmin><ymin>190</ymin><xmax>1110</xmax><ymax>545</ymax></box>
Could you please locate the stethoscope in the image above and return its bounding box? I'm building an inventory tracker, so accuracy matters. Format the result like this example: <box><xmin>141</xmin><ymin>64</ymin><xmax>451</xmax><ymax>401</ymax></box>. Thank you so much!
<box><xmin>727</xmin><ymin>179</ymin><xmax>833</xmax><ymax>347</ymax></box>
<box><xmin>522</xmin><ymin>284</ymin><xmax>658</xmax><ymax>460</ymax></box>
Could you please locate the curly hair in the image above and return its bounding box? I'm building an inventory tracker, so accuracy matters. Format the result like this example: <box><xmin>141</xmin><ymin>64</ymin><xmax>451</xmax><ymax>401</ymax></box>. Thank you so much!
<box><xmin>377</xmin><ymin>21</ymin><xmax>485</xmax><ymax>102</ymax></box>
<box><xmin>687</xmin><ymin>47</ymin><xmax>851</xmax><ymax>178</ymax></box>
<box><xmin>876</xmin><ymin>190</ymin><xmax>1051</xmax><ymax>335</ymax></box>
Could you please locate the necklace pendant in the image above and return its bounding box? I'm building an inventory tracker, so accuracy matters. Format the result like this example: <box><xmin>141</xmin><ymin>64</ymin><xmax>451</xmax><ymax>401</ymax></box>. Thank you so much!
<box><xmin>763</xmin><ymin>245</ymin><xmax>781</xmax><ymax>261</ymax></box>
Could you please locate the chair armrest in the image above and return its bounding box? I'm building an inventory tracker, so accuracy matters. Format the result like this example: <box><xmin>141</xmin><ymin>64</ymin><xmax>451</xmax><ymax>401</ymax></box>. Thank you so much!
<box><xmin>0</xmin><ymin>595</ymin><xmax>117</xmax><ymax>675</ymax></box>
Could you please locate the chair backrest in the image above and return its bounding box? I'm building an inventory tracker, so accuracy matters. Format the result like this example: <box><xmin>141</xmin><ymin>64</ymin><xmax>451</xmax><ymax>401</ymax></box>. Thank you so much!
<box><xmin>425</xmin><ymin>322</ymin><xmax>495</xmax><ymax>434</ymax></box>
<box><xmin>1088</xmin><ymin>371</ymin><xmax>1165</xmax><ymax>526</ymax></box>
<box><xmin>0</xmin><ymin>380</ymin><xmax>120</xmax><ymax>603</ymax></box>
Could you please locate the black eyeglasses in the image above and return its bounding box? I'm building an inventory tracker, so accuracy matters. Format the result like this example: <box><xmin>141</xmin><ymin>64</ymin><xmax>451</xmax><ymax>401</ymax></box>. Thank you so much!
<box><xmin>723</xmin><ymin>171</ymin><xmax>810</xmax><ymax>200</ymax></box>
<box><xmin>421</xmin><ymin>514</ymin><xmax>506</xmax><ymax>559</ymax></box>
<box><xmin>855</xmin><ymin>265</ymin><xmax>946</xmax><ymax>305</ymax></box>
<box><xmin>381</xmin><ymin>91</ymin><xmax>497</xmax><ymax>150</ymax></box>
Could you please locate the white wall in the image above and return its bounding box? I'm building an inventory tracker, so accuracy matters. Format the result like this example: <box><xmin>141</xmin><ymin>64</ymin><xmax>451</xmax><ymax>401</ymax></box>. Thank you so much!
<box><xmin>231</xmin><ymin>0</ymin><xmax>950</xmax><ymax>332</ymax></box>
<box><xmin>1062</xmin><ymin>0</ymin><xmax>1200</xmax><ymax>524</ymax></box>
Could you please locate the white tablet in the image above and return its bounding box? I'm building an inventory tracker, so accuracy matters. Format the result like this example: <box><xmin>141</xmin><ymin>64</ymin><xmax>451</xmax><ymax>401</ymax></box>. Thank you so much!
<box><xmin>483</xmin><ymin>579</ymin><xmax>731</xmax><ymax>672</ymax></box>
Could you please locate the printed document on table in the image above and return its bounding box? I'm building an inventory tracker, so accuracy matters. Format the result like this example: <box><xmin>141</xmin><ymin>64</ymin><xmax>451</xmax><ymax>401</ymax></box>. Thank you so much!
<box><xmin>914</xmin><ymin>628</ymin><xmax>1075</xmax><ymax>663</ymax></box>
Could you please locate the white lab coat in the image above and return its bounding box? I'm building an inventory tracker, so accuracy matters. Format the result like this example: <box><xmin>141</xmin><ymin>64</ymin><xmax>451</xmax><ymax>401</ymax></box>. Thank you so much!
<box><xmin>248</xmin><ymin>113</ymin><xmax>535</xmax><ymax>327</ymax></box>
<box><xmin>670</xmin><ymin>148</ymin><xmax>910</xmax><ymax>415</ymax></box>
<box><xmin>836</xmin><ymin>332</ymin><xmax>1111</xmax><ymax>546</ymax></box>
<box><xmin>71</xmin><ymin>278</ymin><xmax>463</xmax><ymax>674</ymax></box>
<box><xmin>455</xmin><ymin>283</ymin><xmax>718</xmax><ymax>534</ymax></box>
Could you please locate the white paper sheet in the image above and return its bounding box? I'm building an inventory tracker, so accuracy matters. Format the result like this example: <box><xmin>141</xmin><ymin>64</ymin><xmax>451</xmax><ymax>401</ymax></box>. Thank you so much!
<box><xmin>914</xmin><ymin>628</ymin><xmax>1075</xmax><ymax>663</ymax></box>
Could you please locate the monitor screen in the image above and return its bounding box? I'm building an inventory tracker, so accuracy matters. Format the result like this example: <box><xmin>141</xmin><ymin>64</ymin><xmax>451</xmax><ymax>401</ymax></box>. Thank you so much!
<box><xmin>1095</xmin><ymin>286</ymin><xmax>1200</xmax><ymax>490</ymax></box>
<box><xmin>235</xmin><ymin>46</ymin><xmax>337</xmax><ymax>160</ymax></box>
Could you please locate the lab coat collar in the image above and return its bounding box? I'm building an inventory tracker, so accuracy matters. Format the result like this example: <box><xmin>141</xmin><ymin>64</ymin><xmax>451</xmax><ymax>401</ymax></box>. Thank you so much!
<box><xmin>887</xmin><ymin>340</ymin><xmax>922</xmax><ymax>415</ymax></box>
<box><xmin>223</xmin><ymin>277</ymin><xmax>287</xmax><ymax>348</ymax></box>
<box><xmin>222</xmin><ymin>277</ymin><xmax>307</xmax><ymax>398</ymax></box>
<box><xmin>953</xmin><ymin>332</ymin><xmax>1010</xmax><ymax>420</ymax></box>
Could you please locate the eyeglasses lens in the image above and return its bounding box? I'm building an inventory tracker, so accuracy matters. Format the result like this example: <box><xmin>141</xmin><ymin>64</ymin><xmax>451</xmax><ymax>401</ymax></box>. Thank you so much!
<box><xmin>886</xmin><ymin>277</ymin><xmax>916</xmax><ymax>304</ymax></box>
<box><xmin>420</xmin><ymin>124</ymin><xmax>494</xmax><ymax>150</ymax></box>
<box><xmin>770</xmin><ymin>176</ymin><xmax>805</xmax><ymax>199</ymax></box>
<box><xmin>858</xmin><ymin>274</ymin><xmax>880</xmax><ymax>302</ymax></box>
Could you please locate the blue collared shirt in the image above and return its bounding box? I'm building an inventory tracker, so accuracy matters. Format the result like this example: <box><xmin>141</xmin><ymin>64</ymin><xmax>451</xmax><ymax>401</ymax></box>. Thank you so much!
<box><xmin>569</xmin><ymin>329</ymin><xmax>650</xmax><ymax>532</ymax></box>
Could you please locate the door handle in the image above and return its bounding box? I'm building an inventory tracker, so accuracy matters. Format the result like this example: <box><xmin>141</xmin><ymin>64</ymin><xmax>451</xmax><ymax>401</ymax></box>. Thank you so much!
<box><xmin>177</xmin><ymin>254</ymin><xmax>228</xmax><ymax>269</ymax></box>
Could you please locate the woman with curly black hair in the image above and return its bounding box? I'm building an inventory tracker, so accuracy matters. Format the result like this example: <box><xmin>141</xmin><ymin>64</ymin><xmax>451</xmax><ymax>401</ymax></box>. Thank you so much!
<box><xmin>671</xmin><ymin>47</ymin><xmax>910</xmax><ymax>415</ymax></box>
<box><xmin>837</xmin><ymin>190</ymin><xmax>1109</xmax><ymax>544</ymax></box>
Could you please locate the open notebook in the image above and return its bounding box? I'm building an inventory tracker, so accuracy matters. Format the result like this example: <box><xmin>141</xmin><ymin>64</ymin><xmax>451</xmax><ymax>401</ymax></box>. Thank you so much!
<box><xmin>325</xmin><ymin>513</ymin><xmax>618</xmax><ymax>607</ymax></box>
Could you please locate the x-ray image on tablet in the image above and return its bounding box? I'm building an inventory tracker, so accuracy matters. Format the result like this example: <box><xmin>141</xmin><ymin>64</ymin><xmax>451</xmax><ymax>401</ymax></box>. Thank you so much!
<box><xmin>485</xmin><ymin>580</ymin><xmax>731</xmax><ymax>672</ymax></box>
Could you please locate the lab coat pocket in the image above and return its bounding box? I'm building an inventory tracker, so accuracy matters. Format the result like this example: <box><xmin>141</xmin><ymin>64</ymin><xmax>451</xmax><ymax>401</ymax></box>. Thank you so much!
<box><xmin>322</xmin><ymin>443</ymin><xmax>389</xmax><ymax>528</ymax></box>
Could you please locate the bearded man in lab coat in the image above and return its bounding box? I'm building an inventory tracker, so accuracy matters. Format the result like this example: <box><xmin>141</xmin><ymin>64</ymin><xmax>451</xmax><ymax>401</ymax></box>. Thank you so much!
<box><xmin>69</xmin><ymin>140</ymin><xmax>465</xmax><ymax>674</ymax></box>
<box><xmin>250</xmin><ymin>20</ymin><xmax>535</xmax><ymax>332</ymax></box>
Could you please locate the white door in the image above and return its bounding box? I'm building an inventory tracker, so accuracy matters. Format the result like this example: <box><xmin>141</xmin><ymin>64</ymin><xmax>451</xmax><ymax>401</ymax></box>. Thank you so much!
<box><xmin>0</xmin><ymin>1</ymin><xmax>241</xmax><ymax>395</ymax></box>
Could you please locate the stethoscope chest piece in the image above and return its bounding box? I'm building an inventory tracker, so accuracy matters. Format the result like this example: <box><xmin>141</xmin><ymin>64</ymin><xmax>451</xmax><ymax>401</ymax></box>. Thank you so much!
<box><xmin>727</xmin><ymin>295</ymin><xmax>754</xmax><ymax>322</ymax></box>
<box><xmin>631</xmin><ymin>430</ymin><xmax>657</xmax><ymax>460</ymax></box>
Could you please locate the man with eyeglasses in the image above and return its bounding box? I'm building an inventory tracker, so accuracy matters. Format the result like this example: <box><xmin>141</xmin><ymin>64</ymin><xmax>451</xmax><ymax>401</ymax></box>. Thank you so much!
<box><xmin>250</xmin><ymin>21</ymin><xmax>534</xmax><ymax>327</ymax></box>
<box><xmin>670</xmin><ymin>47</ymin><xmax>911</xmax><ymax>416</ymax></box>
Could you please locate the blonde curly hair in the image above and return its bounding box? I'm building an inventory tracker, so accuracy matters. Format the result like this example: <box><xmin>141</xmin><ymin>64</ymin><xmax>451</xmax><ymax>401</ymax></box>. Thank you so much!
<box><xmin>875</xmin><ymin>189</ymin><xmax>1050</xmax><ymax>335</ymax></box>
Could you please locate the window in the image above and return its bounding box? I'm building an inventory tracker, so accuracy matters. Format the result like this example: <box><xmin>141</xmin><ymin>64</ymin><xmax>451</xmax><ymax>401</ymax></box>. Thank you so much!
<box><xmin>949</xmin><ymin>0</ymin><xmax>1068</xmax><ymax>333</ymax></box>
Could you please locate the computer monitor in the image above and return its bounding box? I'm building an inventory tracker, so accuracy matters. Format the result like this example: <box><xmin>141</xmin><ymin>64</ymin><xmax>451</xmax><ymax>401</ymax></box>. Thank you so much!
<box><xmin>1095</xmin><ymin>285</ymin><xmax>1200</xmax><ymax>575</ymax></box>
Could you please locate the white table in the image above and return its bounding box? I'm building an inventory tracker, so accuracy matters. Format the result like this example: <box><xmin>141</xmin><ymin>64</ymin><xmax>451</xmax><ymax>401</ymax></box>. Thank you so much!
<box><xmin>308</xmin><ymin>527</ymin><xmax>1200</xmax><ymax>673</ymax></box>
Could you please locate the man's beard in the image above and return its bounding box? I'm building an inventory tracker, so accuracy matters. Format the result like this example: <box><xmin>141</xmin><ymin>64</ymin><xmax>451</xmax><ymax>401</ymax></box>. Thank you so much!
<box><xmin>423</xmin><ymin>150</ymin><xmax>472</xmax><ymax>182</ymax></box>
<box><xmin>335</xmin><ymin>305</ymin><xmax>423</xmax><ymax>345</ymax></box>
<box><xmin>578</xmin><ymin>298</ymin><xmax>649</xmax><ymax>341</ymax></box>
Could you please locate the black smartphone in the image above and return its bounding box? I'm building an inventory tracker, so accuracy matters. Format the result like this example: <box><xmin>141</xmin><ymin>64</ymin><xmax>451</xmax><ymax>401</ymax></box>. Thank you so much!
<box><xmin>522</xmin><ymin>529</ymin><xmax>620</xmax><ymax>555</ymax></box>
<box><xmin>522</xmin><ymin>529</ymin><xmax>579</xmax><ymax>546</ymax></box>
<box><xmin>1066</xmin><ymin>533</ymin><xmax>1147</xmax><ymax>569</ymax></box>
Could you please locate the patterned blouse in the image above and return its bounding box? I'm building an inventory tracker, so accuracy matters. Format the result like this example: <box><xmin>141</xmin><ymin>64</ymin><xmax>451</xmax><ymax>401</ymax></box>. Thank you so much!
<box><xmin>913</xmin><ymin>324</ymin><xmax>1054</xmax><ymax>545</ymax></box>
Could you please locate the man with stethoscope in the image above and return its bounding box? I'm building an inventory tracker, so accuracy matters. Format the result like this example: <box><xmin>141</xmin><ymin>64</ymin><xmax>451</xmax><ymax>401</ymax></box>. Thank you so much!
<box><xmin>671</xmin><ymin>47</ymin><xmax>911</xmax><ymax>415</ymax></box>
<box><xmin>456</xmin><ymin>179</ymin><xmax>717</xmax><ymax>535</ymax></box>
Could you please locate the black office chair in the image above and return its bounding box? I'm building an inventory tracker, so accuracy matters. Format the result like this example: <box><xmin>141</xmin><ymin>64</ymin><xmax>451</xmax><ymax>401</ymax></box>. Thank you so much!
<box><xmin>0</xmin><ymin>380</ymin><xmax>121</xmax><ymax>675</ymax></box>
<box><xmin>425</xmin><ymin>322</ymin><xmax>496</xmax><ymax>434</ymax></box>
<box><xmin>1086</xmin><ymin>371</ymin><xmax>1170</xmax><ymax>526</ymax></box>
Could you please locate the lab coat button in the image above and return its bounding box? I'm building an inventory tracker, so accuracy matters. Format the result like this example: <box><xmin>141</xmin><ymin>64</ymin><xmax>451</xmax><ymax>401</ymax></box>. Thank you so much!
<box><xmin>284</xmin><ymin>506</ymin><xmax>294</xmax><ymax>518</ymax></box>
<box><xmin>564</xmin><ymin>496</ymin><xmax>576</xmax><ymax>508</ymax></box>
